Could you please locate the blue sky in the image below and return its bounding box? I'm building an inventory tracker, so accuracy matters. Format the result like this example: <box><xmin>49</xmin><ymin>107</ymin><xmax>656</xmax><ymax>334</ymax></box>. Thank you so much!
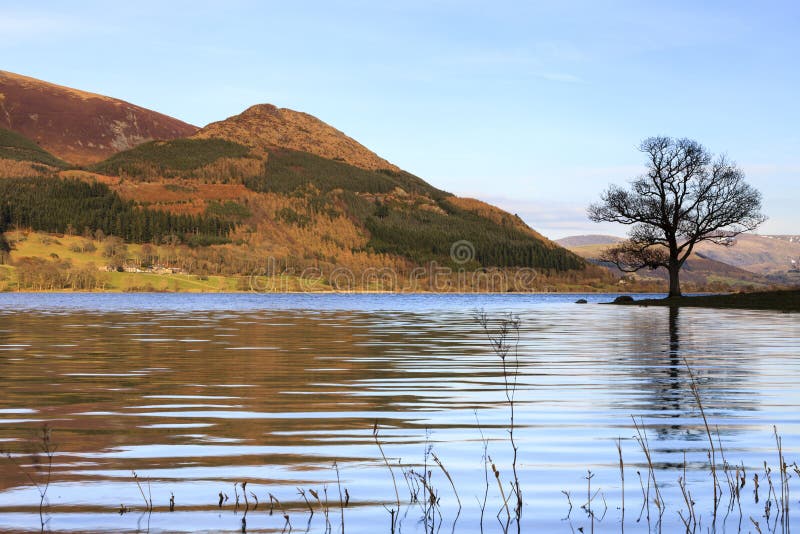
<box><xmin>2</xmin><ymin>1</ymin><xmax>798</xmax><ymax>238</ymax></box>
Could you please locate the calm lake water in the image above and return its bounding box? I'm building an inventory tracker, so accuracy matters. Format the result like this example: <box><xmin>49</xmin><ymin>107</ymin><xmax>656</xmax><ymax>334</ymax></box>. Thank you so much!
<box><xmin>0</xmin><ymin>293</ymin><xmax>798</xmax><ymax>533</ymax></box>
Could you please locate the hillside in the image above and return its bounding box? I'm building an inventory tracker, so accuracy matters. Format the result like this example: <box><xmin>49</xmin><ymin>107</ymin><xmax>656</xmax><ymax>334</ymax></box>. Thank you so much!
<box><xmin>0</xmin><ymin>127</ymin><xmax>68</xmax><ymax>178</ymax></box>
<box><xmin>0</xmin><ymin>128</ymin><xmax>66</xmax><ymax>167</ymax></box>
<box><xmin>193</xmin><ymin>104</ymin><xmax>399</xmax><ymax>171</ymax></box>
<box><xmin>0</xmin><ymin>76</ymin><xmax>607</xmax><ymax>291</ymax></box>
<box><xmin>0</xmin><ymin>70</ymin><xmax>197</xmax><ymax>165</ymax></box>
<box><xmin>694</xmin><ymin>234</ymin><xmax>800</xmax><ymax>276</ymax></box>
<box><xmin>84</xmin><ymin>108</ymin><xmax>587</xmax><ymax>273</ymax></box>
<box><xmin>81</xmin><ymin>133</ymin><xmax>586</xmax><ymax>273</ymax></box>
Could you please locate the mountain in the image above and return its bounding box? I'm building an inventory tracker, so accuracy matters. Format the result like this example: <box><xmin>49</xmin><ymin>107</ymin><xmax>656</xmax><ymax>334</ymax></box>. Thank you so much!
<box><xmin>694</xmin><ymin>234</ymin><xmax>800</xmax><ymax>276</ymax></box>
<box><xmin>193</xmin><ymin>103</ymin><xmax>399</xmax><ymax>171</ymax></box>
<box><xmin>0</xmin><ymin>73</ymin><xmax>604</xmax><ymax>291</ymax></box>
<box><xmin>83</xmin><ymin>123</ymin><xmax>585</xmax><ymax>273</ymax></box>
<box><xmin>0</xmin><ymin>70</ymin><xmax>197</xmax><ymax>165</ymax></box>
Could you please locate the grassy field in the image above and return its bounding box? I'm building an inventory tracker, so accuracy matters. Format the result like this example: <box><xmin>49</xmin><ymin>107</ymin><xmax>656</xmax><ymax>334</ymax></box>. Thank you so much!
<box><xmin>7</xmin><ymin>230</ymin><xmax>108</xmax><ymax>266</ymax></box>
<box><xmin>612</xmin><ymin>290</ymin><xmax>800</xmax><ymax>312</ymax></box>
<box><xmin>1</xmin><ymin>231</ymin><xmax>234</xmax><ymax>292</ymax></box>
<box><xmin>0</xmin><ymin>231</ymin><xmax>350</xmax><ymax>292</ymax></box>
<box><xmin>2</xmin><ymin>230</ymin><xmax>750</xmax><ymax>294</ymax></box>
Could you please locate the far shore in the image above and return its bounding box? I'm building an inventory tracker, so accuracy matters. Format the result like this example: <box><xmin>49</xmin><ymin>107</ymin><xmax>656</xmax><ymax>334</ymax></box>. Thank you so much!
<box><xmin>609</xmin><ymin>289</ymin><xmax>800</xmax><ymax>312</ymax></box>
<box><xmin>0</xmin><ymin>289</ymin><xmax>664</xmax><ymax>295</ymax></box>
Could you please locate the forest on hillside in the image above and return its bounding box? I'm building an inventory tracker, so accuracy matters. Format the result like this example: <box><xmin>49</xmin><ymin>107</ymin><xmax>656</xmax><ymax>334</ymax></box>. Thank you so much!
<box><xmin>0</xmin><ymin>177</ymin><xmax>233</xmax><ymax>246</ymax></box>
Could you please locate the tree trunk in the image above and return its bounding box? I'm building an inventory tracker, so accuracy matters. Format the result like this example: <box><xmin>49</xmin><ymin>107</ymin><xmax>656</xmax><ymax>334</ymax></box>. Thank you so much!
<box><xmin>667</xmin><ymin>262</ymin><xmax>682</xmax><ymax>298</ymax></box>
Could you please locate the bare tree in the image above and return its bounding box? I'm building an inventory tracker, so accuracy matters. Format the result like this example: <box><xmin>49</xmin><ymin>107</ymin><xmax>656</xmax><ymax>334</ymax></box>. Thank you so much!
<box><xmin>588</xmin><ymin>137</ymin><xmax>765</xmax><ymax>297</ymax></box>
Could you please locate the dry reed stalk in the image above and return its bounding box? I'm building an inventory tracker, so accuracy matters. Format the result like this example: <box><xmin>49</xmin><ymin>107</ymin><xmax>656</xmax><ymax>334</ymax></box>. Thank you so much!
<box><xmin>753</xmin><ymin>472</ymin><xmax>760</xmax><ymax>503</ymax></box>
<box><xmin>490</xmin><ymin>458</ymin><xmax>511</xmax><ymax>521</ymax></box>
<box><xmin>683</xmin><ymin>357</ymin><xmax>720</xmax><ymax>515</ymax></box>
<box><xmin>373</xmin><ymin>421</ymin><xmax>401</xmax><ymax>510</ymax></box>
<box><xmin>774</xmin><ymin>426</ymin><xmax>789</xmax><ymax>527</ymax></box>
<box><xmin>477</xmin><ymin>311</ymin><xmax>523</xmax><ymax>522</ymax></box>
<box><xmin>561</xmin><ymin>490</ymin><xmax>573</xmax><ymax>520</ymax></box>
<box><xmin>631</xmin><ymin>416</ymin><xmax>663</xmax><ymax>520</ymax></box>
<box><xmin>269</xmin><ymin>493</ymin><xmax>292</xmax><ymax>531</ymax></box>
<box><xmin>678</xmin><ymin>451</ymin><xmax>697</xmax><ymax>532</ymax></box>
<box><xmin>616</xmin><ymin>437</ymin><xmax>625</xmax><ymax>520</ymax></box>
<box><xmin>635</xmin><ymin>469</ymin><xmax>648</xmax><ymax>523</ymax></box>
<box><xmin>334</xmin><ymin>461</ymin><xmax>345</xmax><ymax>532</ymax></box>
<box><xmin>132</xmin><ymin>471</ymin><xmax>152</xmax><ymax>512</ymax></box>
<box><xmin>474</xmin><ymin>411</ymin><xmax>490</xmax><ymax>530</ymax></box>
<box><xmin>584</xmin><ymin>470</ymin><xmax>594</xmax><ymax>518</ymax></box>
<box><xmin>309</xmin><ymin>488</ymin><xmax>329</xmax><ymax>529</ymax></box>
<box><xmin>297</xmin><ymin>488</ymin><xmax>314</xmax><ymax>515</ymax></box>
<box><xmin>432</xmin><ymin>452</ymin><xmax>461</xmax><ymax>509</ymax></box>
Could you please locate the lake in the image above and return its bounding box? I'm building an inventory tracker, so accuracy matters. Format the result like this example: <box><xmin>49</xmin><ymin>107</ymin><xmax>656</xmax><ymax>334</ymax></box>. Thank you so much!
<box><xmin>0</xmin><ymin>293</ymin><xmax>798</xmax><ymax>532</ymax></box>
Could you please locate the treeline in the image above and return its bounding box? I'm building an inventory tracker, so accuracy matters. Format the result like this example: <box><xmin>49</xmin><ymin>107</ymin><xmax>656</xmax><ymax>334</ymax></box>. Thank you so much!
<box><xmin>15</xmin><ymin>257</ymin><xmax>104</xmax><ymax>290</ymax></box>
<box><xmin>0</xmin><ymin>177</ymin><xmax>233</xmax><ymax>245</ymax></box>
<box><xmin>244</xmin><ymin>148</ymin><xmax>448</xmax><ymax>198</ymax></box>
<box><xmin>365</xmin><ymin>200</ymin><xmax>585</xmax><ymax>270</ymax></box>
<box><xmin>0</xmin><ymin>128</ymin><xmax>67</xmax><ymax>168</ymax></box>
<box><xmin>90</xmin><ymin>138</ymin><xmax>252</xmax><ymax>179</ymax></box>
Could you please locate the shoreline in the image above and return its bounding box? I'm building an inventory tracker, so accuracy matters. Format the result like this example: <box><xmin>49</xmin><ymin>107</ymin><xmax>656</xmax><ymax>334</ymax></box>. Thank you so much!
<box><xmin>608</xmin><ymin>289</ymin><xmax>800</xmax><ymax>312</ymax></box>
<box><xmin>0</xmin><ymin>289</ymin><xmax>665</xmax><ymax>295</ymax></box>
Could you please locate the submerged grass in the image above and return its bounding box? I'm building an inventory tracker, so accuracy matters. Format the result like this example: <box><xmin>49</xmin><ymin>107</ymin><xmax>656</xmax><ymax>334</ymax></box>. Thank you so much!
<box><xmin>2</xmin><ymin>313</ymin><xmax>798</xmax><ymax>533</ymax></box>
<box><xmin>562</xmin><ymin>357</ymin><xmax>798</xmax><ymax>534</ymax></box>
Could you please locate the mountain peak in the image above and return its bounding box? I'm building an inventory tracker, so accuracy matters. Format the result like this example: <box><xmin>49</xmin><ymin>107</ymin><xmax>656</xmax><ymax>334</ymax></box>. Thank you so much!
<box><xmin>194</xmin><ymin>103</ymin><xmax>399</xmax><ymax>172</ymax></box>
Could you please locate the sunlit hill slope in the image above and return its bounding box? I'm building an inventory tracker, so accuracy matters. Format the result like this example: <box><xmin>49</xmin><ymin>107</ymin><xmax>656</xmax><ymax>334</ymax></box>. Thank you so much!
<box><xmin>0</xmin><ymin>72</ymin><xmax>614</xmax><ymax>292</ymax></box>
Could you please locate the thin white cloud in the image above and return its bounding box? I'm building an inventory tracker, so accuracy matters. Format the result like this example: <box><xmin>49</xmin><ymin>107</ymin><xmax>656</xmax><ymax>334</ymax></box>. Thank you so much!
<box><xmin>0</xmin><ymin>12</ymin><xmax>88</xmax><ymax>43</ymax></box>
<box><xmin>430</xmin><ymin>39</ymin><xmax>587</xmax><ymax>83</ymax></box>
<box><xmin>742</xmin><ymin>163</ymin><xmax>800</xmax><ymax>176</ymax></box>
<box><xmin>455</xmin><ymin>192</ymin><xmax>627</xmax><ymax>240</ymax></box>
<box><xmin>536</xmin><ymin>72</ymin><xmax>585</xmax><ymax>84</ymax></box>
<box><xmin>440</xmin><ymin>50</ymin><xmax>542</xmax><ymax>67</ymax></box>
<box><xmin>459</xmin><ymin>156</ymin><xmax>800</xmax><ymax>239</ymax></box>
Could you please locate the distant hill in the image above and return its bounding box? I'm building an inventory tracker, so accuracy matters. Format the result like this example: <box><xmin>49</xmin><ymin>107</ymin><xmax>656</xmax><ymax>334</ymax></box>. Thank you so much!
<box><xmin>559</xmin><ymin>234</ymin><xmax>784</xmax><ymax>289</ymax></box>
<box><xmin>556</xmin><ymin>235</ymin><xmax>623</xmax><ymax>248</ymax></box>
<box><xmin>560</xmin><ymin>233</ymin><xmax>800</xmax><ymax>279</ymax></box>
<box><xmin>0</xmin><ymin>70</ymin><xmax>197</xmax><ymax>165</ymax></box>
<box><xmin>694</xmin><ymin>234</ymin><xmax>800</xmax><ymax>276</ymax></box>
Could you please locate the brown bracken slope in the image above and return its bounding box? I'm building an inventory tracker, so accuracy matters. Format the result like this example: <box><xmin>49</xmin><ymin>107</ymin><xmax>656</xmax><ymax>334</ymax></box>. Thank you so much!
<box><xmin>194</xmin><ymin>103</ymin><xmax>399</xmax><ymax>172</ymax></box>
<box><xmin>0</xmin><ymin>70</ymin><xmax>198</xmax><ymax>165</ymax></box>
